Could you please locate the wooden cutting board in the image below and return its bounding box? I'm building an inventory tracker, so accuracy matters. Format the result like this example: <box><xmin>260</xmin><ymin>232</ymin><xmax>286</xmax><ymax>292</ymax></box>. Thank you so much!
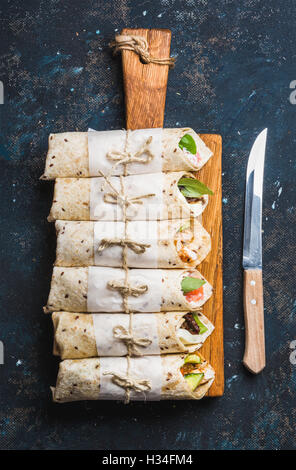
<box><xmin>120</xmin><ymin>28</ymin><xmax>224</xmax><ymax>397</ymax></box>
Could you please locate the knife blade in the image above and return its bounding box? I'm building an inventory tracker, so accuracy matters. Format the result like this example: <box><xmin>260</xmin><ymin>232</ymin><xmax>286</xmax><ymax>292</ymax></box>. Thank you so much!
<box><xmin>242</xmin><ymin>129</ymin><xmax>267</xmax><ymax>374</ymax></box>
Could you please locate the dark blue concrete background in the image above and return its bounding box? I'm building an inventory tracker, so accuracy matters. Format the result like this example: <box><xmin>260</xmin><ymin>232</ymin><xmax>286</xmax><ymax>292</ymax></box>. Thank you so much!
<box><xmin>0</xmin><ymin>0</ymin><xmax>295</xmax><ymax>450</ymax></box>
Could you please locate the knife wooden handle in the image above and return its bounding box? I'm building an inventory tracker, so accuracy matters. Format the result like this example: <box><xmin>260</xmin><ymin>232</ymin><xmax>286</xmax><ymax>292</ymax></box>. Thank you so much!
<box><xmin>243</xmin><ymin>269</ymin><xmax>266</xmax><ymax>374</ymax></box>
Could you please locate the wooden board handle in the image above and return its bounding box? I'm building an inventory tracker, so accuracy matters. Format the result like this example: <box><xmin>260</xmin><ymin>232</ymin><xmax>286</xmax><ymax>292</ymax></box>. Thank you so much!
<box><xmin>243</xmin><ymin>269</ymin><xmax>266</xmax><ymax>374</ymax></box>
<box><xmin>120</xmin><ymin>28</ymin><xmax>172</xmax><ymax>129</ymax></box>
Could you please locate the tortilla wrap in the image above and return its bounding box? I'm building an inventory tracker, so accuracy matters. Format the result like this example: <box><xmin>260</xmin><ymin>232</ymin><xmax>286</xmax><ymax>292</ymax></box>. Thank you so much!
<box><xmin>45</xmin><ymin>267</ymin><xmax>213</xmax><ymax>313</ymax></box>
<box><xmin>54</xmin><ymin>218</ymin><xmax>211</xmax><ymax>269</ymax></box>
<box><xmin>41</xmin><ymin>128</ymin><xmax>212</xmax><ymax>180</ymax></box>
<box><xmin>52</xmin><ymin>311</ymin><xmax>214</xmax><ymax>359</ymax></box>
<box><xmin>47</xmin><ymin>172</ymin><xmax>208</xmax><ymax>222</ymax></box>
<box><xmin>51</xmin><ymin>353</ymin><xmax>215</xmax><ymax>402</ymax></box>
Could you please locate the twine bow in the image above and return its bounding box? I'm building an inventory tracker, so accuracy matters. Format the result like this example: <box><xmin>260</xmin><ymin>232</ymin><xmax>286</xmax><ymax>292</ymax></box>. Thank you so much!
<box><xmin>99</xmin><ymin>170</ymin><xmax>155</xmax><ymax>218</ymax></box>
<box><xmin>110</xmin><ymin>34</ymin><xmax>175</xmax><ymax>69</ymax></box>
<box><xmin>98</xmin><ymin>238</ymin><xmax>151</xmax><ymax>255</ymax></box>
<box><xmin>103</xmin><ymin>371</ymin><xmax>151</xmax><ymax>404</ymax></box>
<box><xmin>107</xmin><ymin>136</ymin><xmax>154</xmax><ymax>174</ymax></box>
<box><xmin>113</xmin><ymin>325</ymin><xmax>152</xmax><ymax>356</ymax></box>
<box><xmin>107</xmin><ymin>279</ymin><xmax>148</xmax><ymax>297</ymax></box>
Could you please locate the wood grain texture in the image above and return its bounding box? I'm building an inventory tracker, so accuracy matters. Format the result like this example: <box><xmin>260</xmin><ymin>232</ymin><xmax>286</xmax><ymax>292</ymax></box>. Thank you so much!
<box><xmin>197</xmin><ymin>134</ymin><xmax>224</xmax><ymax>396</ymax></box>
<box><xmin>120</xmin><ymin>29</ymin><xmax>224</xmax><ymax>396</ymax></box>
<box><xmin>243</xmin><ymin>269</ymin><xmax>265</xmax><ymax>374</ymax></box>
<box><xmin>121</xmin><ymin>28</ymin><xmax>171</xmax><ymax>129</ymax></box>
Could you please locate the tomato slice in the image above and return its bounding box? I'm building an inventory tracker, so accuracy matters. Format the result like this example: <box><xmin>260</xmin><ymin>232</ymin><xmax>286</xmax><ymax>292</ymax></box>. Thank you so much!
<box><xmin>185</xmin><ymin>286</ymin><xmax>204</xmax><ymax>303</ymax></box>
<box><xmin>194</xmin><ymin>152</ymin><xmax>201</xmax><ymax>164</ymax></box>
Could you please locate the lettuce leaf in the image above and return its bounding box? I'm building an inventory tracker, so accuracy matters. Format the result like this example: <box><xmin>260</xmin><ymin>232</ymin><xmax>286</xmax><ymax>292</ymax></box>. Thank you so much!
<box><xmin>178</xmin><ymin>134</ymin><xmax>197</xmax><ymax>155</ymax></box>
<box><xmin>178</xmin><ymin>177</ymin><xmax>213</xmax><ymax>198</ymax></box>
<box><xmin>181</xmin><ymin>276</ymin><xmax>206</xmax><ymax>293</ymax></box>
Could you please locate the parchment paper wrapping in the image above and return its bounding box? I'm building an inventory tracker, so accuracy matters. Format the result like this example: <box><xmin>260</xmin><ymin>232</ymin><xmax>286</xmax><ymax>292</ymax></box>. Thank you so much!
<box><xmin>47</xmin><ymin>172</ymin><xmax>208</xmax><ymax>222</ymax></box>
<box><xmin>45</xmin><ymin>267</ymin><xmax>213</xmax><ymax>313</ymax></box>
<box><xmin>52</xmin><ymin>311</ymin><xmax>214</xmax><ymax>359</ymax></box>
<box><xmin>54</xmin><ymin>219</ymin><xmax>211</xmax><ymax>269</ymax></box>
<box><xmin>51</xmin><ymin>354</ymin><xmax>215</xmax><ymax>402</ymax></box>
<box><xmin>41</xmin><ymin>128</ymin><xmax>213</xmax><ymax>180</ymax></box>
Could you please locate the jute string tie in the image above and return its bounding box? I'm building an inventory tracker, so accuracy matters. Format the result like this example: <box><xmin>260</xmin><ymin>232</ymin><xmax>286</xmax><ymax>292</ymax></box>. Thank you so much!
<box><xmin>107</xmin><ymin>135</ymin><xmax>154</xmax><ymax>175</ymax></box>
<box><xmin>110</xmin><ymin>34</ymin><xmax>175</xmax><ymax>69</ymax></box>
<box><xmin>103</xmin><ymin>371</ymin><xmax>151</xmax><ymax>404</ymax></box>
<box><xmin>108</xmin><ymin>279</ymin><xmax>148</xmax><ymax>298</ymax></box>
<box><xmin>113</xmin><ymin>325</ymin><xmax>152</xmax><ymax>356</ymax></box>
<box><xmin>98</xmin><ymin>238</ymin><xmax>151</xmax><ymax>255</ymax></box>
<box><xmin>99</xmin><ymin>170</ymin><xmax>155</xmax><ymax>218</ymax></box>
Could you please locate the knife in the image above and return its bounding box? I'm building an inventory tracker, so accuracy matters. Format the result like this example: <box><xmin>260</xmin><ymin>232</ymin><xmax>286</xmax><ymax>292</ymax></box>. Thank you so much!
<box><xmin>242</xmin><ymin>128</ymin><xmax>267</xmax><ymax>374</ymax></box>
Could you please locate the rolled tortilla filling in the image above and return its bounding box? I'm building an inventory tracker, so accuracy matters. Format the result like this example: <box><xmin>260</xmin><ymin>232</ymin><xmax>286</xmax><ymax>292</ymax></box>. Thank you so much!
<box><xmin>52</xmin><ymin>311</ymin><xmax>214</xmax><ymax>359</ymax></box>
<box><xmin>51</xmin><ymin>351</ymin><xmax>215</xmax><ymax>402</ymax></box>
<box><xmin>47</xmin><ymin>172</ymin><xmax>209</xmax><ymax>222</ymax></box>
<box><xmin>41</xmin><ymin>128</ymin><xmax>213</xmax><ymax>180</ymax></box>
<box><xmin>45</xmin><ymin>267</ymin><xmax>213</xmax><ymax>313</ymax></box>
<box><xmin>54</xmin><ymin>219</ymin><xmax>211</xmax><ymax>269</ymax></box>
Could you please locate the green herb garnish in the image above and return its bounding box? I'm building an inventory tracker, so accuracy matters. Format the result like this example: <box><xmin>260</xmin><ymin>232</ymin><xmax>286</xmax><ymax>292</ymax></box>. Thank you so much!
<box><xmin>178</xmin><ymin>134</ymin><xmax>197</xmax><ymax>155</ymax></box>
<box><xmin>178</xmin><ymin>222</ymin><xmax>190</xmax><ymax>232</ymax></box>
<box><xmin>181</xmin><ymin>276</ymin><xmax>206</xmax><ymax>294</ymax></box>
<box><xmin>193</xmin><ymin>313</ymin><xmax>208</xmax><ymax>335</ymax></box>
<box><xmin>178</xmin><ymin>177</ymin><xmax>213</xmax><ymax>198</ymax></box>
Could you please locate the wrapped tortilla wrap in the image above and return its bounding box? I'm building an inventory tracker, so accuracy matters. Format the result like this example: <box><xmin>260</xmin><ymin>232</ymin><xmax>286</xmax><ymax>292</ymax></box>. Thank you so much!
<box><xmin>45</xmin><ymin>267</ymin><xmax>213</xmax><ymax>313</ymax></box>
<box><xmin>52</xmin><ymin>311</ymin><xmax>214</xmax><ymax>359</ymax></box>
<box><xmin>47</xmin><ymin>172</ymin><xmax>209</xmax><ymax>222</ymax></box>
<box><xmin>51</xmin><ymin>352</ymin><xmax>215</xmax><ymax>402</ymax></box>
<box><xmin>54</xmin><ymin>218</ymin><xmax>211</xmax><ymax>269</ymax></box>
<box><xmin>41</xmin><ymin>128</ymin><xmax>213</xmax><ymax>180</ymax></box>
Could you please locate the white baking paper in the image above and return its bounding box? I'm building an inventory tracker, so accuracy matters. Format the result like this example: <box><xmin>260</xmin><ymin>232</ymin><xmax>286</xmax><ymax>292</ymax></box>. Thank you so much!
<box><xmin>99</xmin><ymin>355</ymin><xmax>162</xmax><ymax>401</ymax></box>
<box><xmin>89</xmin><ymin>173</ymin><xmax>164</xmax><ymax>221</ymax></box>
<box><xmin>93</xmin><ymin>220</ymin><xmax>158</xmax><ymax>268</ymax></box>
<box><xmin>92</xmin><ymin>313</ymin><xmax>160</xmax><ymax>356</ymax></box>
<box><xmin>88</xmin><ymin>128</ymin><xmax>163</xmax><ymax>176</ymax></box>
<box><xmin>87</xmin><ymin>267</ymin><xmax>163</xmax><ymax>312</ymax></box>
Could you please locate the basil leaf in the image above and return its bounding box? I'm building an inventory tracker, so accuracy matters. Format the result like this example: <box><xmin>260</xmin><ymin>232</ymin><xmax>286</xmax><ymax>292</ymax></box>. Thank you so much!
<box><xmin>178</xmin><ymin>222</ymin><xmax>190</xmax><ymax>232</ymax></box>
<box><xmin>178</xmin><ymin>177</ymin><xmax>213</xmax><ymax>197</ymax></box>
<box><xmin>178</xmin><ymin>134</ymin><xmax>197</xmax><ymax>155</ymax></box>
<box><xmin>181</xmin><ymin>276</ymin><xmax>206</xmax><ymax>294</ymax></box>
<box><xmin>179</xmin><ymin>187</ymin><xmax>201</xmax><ymax>198</ymax></box>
